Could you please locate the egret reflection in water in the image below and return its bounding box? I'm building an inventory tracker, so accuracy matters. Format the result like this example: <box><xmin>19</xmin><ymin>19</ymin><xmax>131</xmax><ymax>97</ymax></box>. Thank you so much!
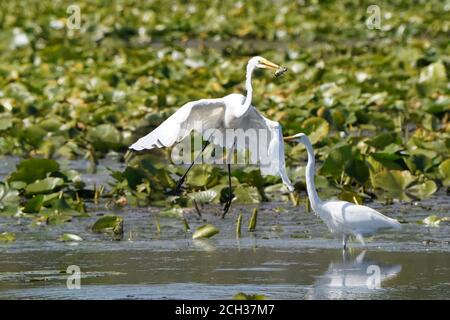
<box><xmin>308</xmin><ymin>251</ymin><xmax>402</xmax><ymax>299</ymax></box>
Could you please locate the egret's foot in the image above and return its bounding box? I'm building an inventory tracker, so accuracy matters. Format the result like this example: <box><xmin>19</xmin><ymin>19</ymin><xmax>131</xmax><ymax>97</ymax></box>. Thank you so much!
<box><xmin>221</xmin><ymin>195</ymin><xmax>234</xmax><ymax>218</ymax></box>
<box><xmin>172</xmin><ymin>177</ymin><xmax>186</xmax><ymax>195</ymax></box>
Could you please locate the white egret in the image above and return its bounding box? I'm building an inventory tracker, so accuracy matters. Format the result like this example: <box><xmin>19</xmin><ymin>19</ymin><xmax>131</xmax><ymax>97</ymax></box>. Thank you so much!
<box><xmin>284</xmin><ymin>133</ymin><xmax>401</xmax><ymax>249</ymax></box>
<box><xmin>130</xmin><ymin>56</ymin><xmax>294</xmax><ymax>217</ymax></box>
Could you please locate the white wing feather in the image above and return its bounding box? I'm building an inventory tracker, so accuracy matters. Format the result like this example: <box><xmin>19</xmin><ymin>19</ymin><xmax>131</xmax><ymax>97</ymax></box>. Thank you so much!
<box><xmin>242</xmin><ymin>108</ymin><xmax>294</xmax><ymax>191</ymax></box>
<box><xmin>129</xmin><ymin>98</ymin><xmax>225</xmax><ymax>150</ymax></box>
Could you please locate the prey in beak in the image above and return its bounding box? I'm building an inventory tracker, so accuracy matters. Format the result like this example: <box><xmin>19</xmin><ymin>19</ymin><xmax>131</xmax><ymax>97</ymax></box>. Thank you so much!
<box><xmin>258</xmin><ymin>58</ymin><xmax>288</xmax><ymax>77</ymax></box>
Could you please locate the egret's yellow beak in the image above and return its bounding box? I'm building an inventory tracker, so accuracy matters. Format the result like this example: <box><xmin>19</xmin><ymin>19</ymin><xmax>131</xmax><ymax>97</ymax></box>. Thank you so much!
<box><xmin>259</xmin><ymin>58</ymin><xmax>282</xmax><ymax>71</ymax></box>
<box><xmin>283</xmin><ymin>135</ymin><xmax>297</xmax><ymax>142</ymax></box>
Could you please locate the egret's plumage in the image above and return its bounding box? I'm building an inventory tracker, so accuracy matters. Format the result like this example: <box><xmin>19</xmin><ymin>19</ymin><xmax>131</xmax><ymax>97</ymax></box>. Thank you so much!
<box><xmin>130</xmin><ymin>57</ymin><xmax>294</xmax><ymax>192</ymax></box>
<box><xmin>285</xmin><ymin>133</ymin><xmax>401</xmax><ymax>248</ymax></box>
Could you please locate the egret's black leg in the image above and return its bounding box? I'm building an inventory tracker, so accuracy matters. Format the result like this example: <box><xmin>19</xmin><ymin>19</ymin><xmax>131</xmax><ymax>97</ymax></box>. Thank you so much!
<box><xmin>173</xmin><ymin>140</ymin><xmax>209</xmax><ymax>194</ymax></box>
<box><xmin>221</xmin><ymin>163</ymin><xmax>234</xmax><ymax>218</ymax></box>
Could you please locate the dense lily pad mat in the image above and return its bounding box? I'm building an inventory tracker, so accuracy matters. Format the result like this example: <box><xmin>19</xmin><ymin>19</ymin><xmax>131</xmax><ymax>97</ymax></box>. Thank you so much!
<box><xmin>0</xmin><ymin>1</ymin><xmax>448</xmax><ymax>220</ymax></box>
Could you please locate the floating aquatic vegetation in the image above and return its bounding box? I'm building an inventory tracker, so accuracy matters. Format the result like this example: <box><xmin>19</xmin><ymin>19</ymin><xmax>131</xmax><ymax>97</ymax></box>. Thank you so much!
<box><xmin>192</xmin><ymin>224</ymin><xmax>219</xmax><ymax>240</ymax></box>
<box><xmin>372</xmin><ymin>170</ymin><xmax>437</xmax><ymax>201</ymax></box>
<box><xmin>421</xmin><ymin>215</ymin><xmax>449</xmax><ymax>227</ymax></box>
<box><xmin>233</xmin><ymin>292</ymin><xmax>266</xmax><ymax>300</ymax></box>
<box><xmin>91</xmin><ymin>215</ymin><xmax>124</xmax><ymax>235</ymax></box>
<box><xmin>0</xmin><ymin>232</ymin><xmax>15</xmax><ymax>242</ymax></box>
<box><xmin>58</xmin><ymin>233</ymin><xmax>83</xmax><ymax>242</ymax></box>
<box><xmin>236</xmin><ymin>213</ymin><xmax>242</xmax><ymax>239</ymax></box>
<box><xmin>248</xmin><ymin>208</ymin><xmax>258</xmax><ymax>232</ymax></box>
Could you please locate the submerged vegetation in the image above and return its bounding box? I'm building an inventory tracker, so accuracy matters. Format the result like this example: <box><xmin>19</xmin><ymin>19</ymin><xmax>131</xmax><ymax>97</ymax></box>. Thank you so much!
<box><xmin>0</xmin><ymin>1</ymin><xmax>448</xmax><ymax>234</ymax></box>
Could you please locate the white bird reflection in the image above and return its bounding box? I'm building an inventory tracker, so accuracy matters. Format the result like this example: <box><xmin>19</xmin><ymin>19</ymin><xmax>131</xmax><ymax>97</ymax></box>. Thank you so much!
<box><xmin>308</xmin><ymin>250</ymin><xmax>402</xmax><ymax>299</ymax></box>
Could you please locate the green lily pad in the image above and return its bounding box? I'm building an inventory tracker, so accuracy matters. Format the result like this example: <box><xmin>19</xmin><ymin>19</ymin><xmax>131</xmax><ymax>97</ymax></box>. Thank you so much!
<box><xmin>190</xmin><ymin>190</ymin><xmax>218</xmax><ymax>204</ymax></box>
<box><xmin>0</xmin><ymin>232</ymin><xmax>15</xmax><ymax>242</ymax></box>
<box><xmin>40</xmin><ymin>198</ymin><xmax>82</xmax><ymax>216</ymax></box>
<box><xmin>0</xmin><ymin>183</ymin><xmax>20</xmax><ymax>210</ymax></box>
<box><xmin>9</xmin><ymin>159</ymin><xmax>60</xmax><ymax>184</ymax></box>
<box><xmin>88</xmin><ymin>124</ymin><xmax>122</xmax><ymax>151</ymax></box>
<box><xmin>25</xmin><ymin>177</ymin><xmax>64</xmax><ymax>195</ymax></box>
<box><xmin>421</xmin><ymin>215</ymin><xmax>449</xmax><ymax>227</ymax></box>
<box><xmin>372</xmin><ymin>170</ymin><xmax>417</xmax><ymax>193</ymax></box>
<box><xmin>407</xmin><ymin>180</ymin><xmax>437</xmax><ymax>200</ymax></box>
<box><xmin>234</xmin><ymin>292</ymin><xmax>266</xmax><ymax>300</ymax></box>
<box><xmin>417</xmin><ymin>60</ymin><xmax>447</xmax><ymax>96</ymax></box>
<box><xmin>366</xmin><ymin>132</ymin><xmax>399</xmax><ymax>150</ymax></box>
<box><xmin>159</xmin><ymin>207</ymin><xmax>184</xmax><ymax>219</ymax></box>
<box><xmin>345</xmin><ymin>158</ymin><xmax>369</xmax><ymax>184</ymax></box>
<box><xmin>92</xmin><ymin>215</ymin><xmax>124</xmax><ymax>235</ymax></box>
<box><xmin>319</xmin><ymin>145</ymin><xmax>352</xmax><ymax>178</ymax></box>
<box><xmin>301</xmin><ymin>117</ymin><xmax>329</xmax><ymax>144</ymax></box>
<box><xmin>233</xmin><ymin>185</ymin><xmax>261</xmax><ymax>204</ymax></box>
<box><xmin>0</xmin><ymin>114</ymin><xmax>13</xmax><ymax>131</ymax></box>
<box><xmin>438</xmin><ymin>159</ymin><xmax>450</xmax><ymax>187</ymax></box>
<box><xmin>23</xmin><ymin>195</ymin><xmax>45</xmax><ymax>213</ymax></box>
<box><xmin>192</xmin><ymin>224</ymin><xmax>219</xmax><ymax>239</ymax></box>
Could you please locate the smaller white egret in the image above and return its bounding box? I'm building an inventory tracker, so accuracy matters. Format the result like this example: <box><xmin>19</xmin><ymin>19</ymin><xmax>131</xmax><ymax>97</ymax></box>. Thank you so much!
<box><xmin>284</xmin><ymin>133</ymin><xmax>401</xmax><ymax>249</ymax></box>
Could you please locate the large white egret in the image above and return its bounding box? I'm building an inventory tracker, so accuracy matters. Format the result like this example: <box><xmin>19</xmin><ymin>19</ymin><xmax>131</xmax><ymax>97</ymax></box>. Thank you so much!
<box><xmin>130</xmin><ymin>56</ymin><xmax>294</xmax><ymax>217</ymax></box>
<box><xmin>284</xmin><ymin>133</ymin><xmax>401</xmax><ymax>249</ymax></box>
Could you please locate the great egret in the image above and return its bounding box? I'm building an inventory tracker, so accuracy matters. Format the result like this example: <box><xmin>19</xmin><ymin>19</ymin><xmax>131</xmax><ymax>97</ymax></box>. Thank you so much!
<box><xmin>130</xmin><ymin>56</ymin><xmax>294</xmax><ymax>217</ymax></box>
<box><xmin>284</xmin><ymin>133</ymin><xmax>401</xmax><ymax>249</ymax></box>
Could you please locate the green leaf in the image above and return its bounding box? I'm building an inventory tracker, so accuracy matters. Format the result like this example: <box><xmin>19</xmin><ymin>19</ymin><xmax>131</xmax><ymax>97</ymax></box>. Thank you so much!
<box><xmin>233</xmin><ymin>185</ymin><xmax>261</xmax><ymax>204</ymax></box>
<box><xmin>0</xmin><ymin>114</ymin><xmax>12</xmax><ymax>131</ymax></box>
<box><xmin>9</xmin><ymin>158</ymin><xmax>59</xmax><ymax>184</ymax></box>
<box><xmin>190</xmin><ymin>190</ymin><xmax>218</xmax><ymax>204</ymax></box>
<box><xmin>439</xmin><ymin>159</ymin><xmax>450</xmax><ymax>187</ymax></box>
<box><xmin>92</xmin><ymin>215</ymin><xmax>124</xmax><ymax>235</ymax></box>
<box><xmin>236</xmin><ymin>213</ymin><xmax>243</xmax><ymax>239</ymax></box>
<box><xmin>345</xmin><ymin>158</ymin><xmax>369</xmax><ymax>184</ymax></box>
<box><xmin>159</xmin><ymin>207</ymin><xmax>184</xmax><ymax>219</ymax></box>
<box><xmin>23</xmin><ymin>195</ymin><xmax>45</xmax><ymax>213</ymax></box>
<box><xmin>234</xmin><ymin>292</ymin><xmax>266</xmax><ymax>300</ymax></box>
<box><xmin>407</xmin><ymin>180</ymin><xmax>437</xmax><ymax>200</ymax></box>
<box><xmin>58</xmin><ymin>233</ymin><xmax>83</xmax><ymax>242</ymax></box>
<box><xmin>25</xmin><ymin>177</ymin><xmax>64</xmax><ymax>195</ymax></box>
<box><xmin>192</xmin><ymin>224</ymin><xmax>219</xmax><ymax>239</ymax></box>
<box><xmin>417</xmin><ymin>60</ymin><xmax>447</xmax><ymax>96</ymax></box>
<box><xmin>421</xmin><ymin>215</ymin><xmax>449</xmax><ymax>227</ymax></box>
<box><xmin>0</xmin><ymin>183</ymin><xmax>20</xmax><ymax>209</ymax></box>
<box><xmin>372</xmin><ymin>170</ymin><xmax>417</xmax><ymax>200</ymax></box>
<box><xmin>301</xmin><ymin>117</ymin><xmax>329</xmax><ymax>144</ymax></box>
<box><xmin>404</xmin><ymin>153</ymin><xmax>434</xmax><ymax>174</ymax></box>
<box><xmin>88</xmin><ymin>124</ymin><xmax>122</xmax><ymax>151</ymax></box>
<box><xmin>248</xmin><ymin>208</ymin><xmax>258</xmax><ymax>232</ymax></box>
<box><xmin>40</xmin><ymin>198</ymin><xmax>83</xmax><ymax>217</ymax></box>
<box><xmin>319</xmin><ymin>145</ymin><xmax>352</xmax><ymax>178</ymax></box>
<box><xmin>0</xmin><ymin>232</ymin><xmax>15</xmax><ymax>242</ymax></box>
<box><xmin>366</xmin><ymin>132</ymin><xmax>399</xmax><ymax>150</ymax></box>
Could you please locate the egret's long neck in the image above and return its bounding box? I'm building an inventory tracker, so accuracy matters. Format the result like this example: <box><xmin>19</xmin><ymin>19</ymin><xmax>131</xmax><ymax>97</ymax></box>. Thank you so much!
<box><xmin>236</xmin><ymin>63</ymin><xmax>255</xmax><ymax>118</ymax></box>
<box><xmin>303</xmin><ymin>139</ymin><xmax>323</xmax><ymax>213</ymax></box>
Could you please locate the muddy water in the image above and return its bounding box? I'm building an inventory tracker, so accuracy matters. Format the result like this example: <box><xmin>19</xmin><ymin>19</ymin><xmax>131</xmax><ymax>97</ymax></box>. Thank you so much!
<box><xmin>0</xmin><ymin>194</ymin><xmax>449</xmax><ymax>299</ymax></box>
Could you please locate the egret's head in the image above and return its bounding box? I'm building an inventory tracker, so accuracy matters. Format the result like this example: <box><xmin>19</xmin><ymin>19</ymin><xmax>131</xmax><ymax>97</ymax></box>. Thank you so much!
<box><xmin>248</xmin><ymin>56</ymin><xmax>285</xmax><ymax>74</ymax></box>
<box><xmin>284</xmin><ymin>133</ymin><xmax>308</xmax><ymax>144</ymax></box>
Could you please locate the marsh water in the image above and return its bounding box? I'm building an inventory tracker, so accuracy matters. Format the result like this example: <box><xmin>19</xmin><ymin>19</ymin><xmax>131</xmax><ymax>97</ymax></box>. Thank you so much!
<box><xmin>0</xmin><ymin>158</ymin><xmax>449</xmax><ymax>299</ymax></box>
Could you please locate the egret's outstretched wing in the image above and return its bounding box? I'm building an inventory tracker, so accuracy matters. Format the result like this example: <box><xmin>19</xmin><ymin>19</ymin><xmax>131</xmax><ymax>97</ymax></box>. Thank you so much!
<box><xmin>130</xmin><ymin>98</ymin><xmax>226</xmax><ymax>151</ymax></box>
<box><xmin>243</xmin><ymin>108</ymin><xmax>294</xmax><ymax>191</ymax></box>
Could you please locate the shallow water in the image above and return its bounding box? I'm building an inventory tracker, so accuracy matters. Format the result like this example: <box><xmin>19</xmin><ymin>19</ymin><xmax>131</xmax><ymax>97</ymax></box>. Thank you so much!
<box><xmin>0</xmin><ymin>193</ymin><xmax>449</xmax><ymax>300</ymax></box>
